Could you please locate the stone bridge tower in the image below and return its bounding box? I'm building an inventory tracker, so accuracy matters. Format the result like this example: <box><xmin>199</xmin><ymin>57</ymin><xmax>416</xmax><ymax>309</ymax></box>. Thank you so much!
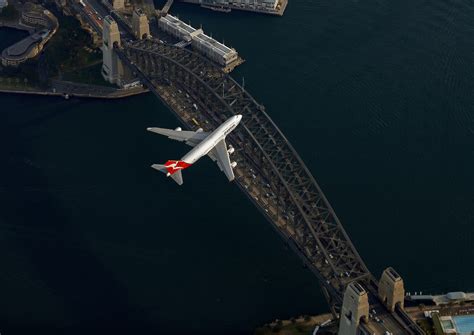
<box><xmin>132</xmin><ymin>9</ymin><xmax>150</xmax><ymax>40</ymax></box>
<box><xmin>378</xmin><ymin>267</ymin><xmax>405</xmax><ymax>312</ymax></box>
<box><xmin>102</xmin><ymin>16</ymin><xmax>124</xmax><ymax>85</ymax></box>
<box><xmin>338</xmin><ymin>282</ymin><xmax>369</xmax><ymax>335</ymax></box>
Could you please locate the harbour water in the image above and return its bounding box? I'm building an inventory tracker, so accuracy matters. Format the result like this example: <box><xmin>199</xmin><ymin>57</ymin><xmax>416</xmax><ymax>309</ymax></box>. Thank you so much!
<box><xmin>1</xmin><ymin>0</ymin><xmax>473</xmax><ymax>333</ymax></box>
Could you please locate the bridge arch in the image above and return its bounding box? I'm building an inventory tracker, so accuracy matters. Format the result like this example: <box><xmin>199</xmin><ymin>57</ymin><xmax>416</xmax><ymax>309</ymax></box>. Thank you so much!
<box><xmin>116</xmin><ymin>39</ymin><xmax>372</xmax><ymax>305</ymax></box>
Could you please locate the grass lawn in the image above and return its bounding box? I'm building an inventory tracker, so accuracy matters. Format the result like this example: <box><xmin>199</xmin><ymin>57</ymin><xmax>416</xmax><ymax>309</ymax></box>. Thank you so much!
<box><xmin>0</xmin><ymin>5</ymin><xmax>20</xmax><ymax>21</ymax></box>
<box><xmin>42</xmin><ymin>12</ymin><xmax>101</xmax><ymax>77</ymax></box>
<box><xmin>61</xmin><ymin>62</ymin><xmax>116</xmax><ymax>87</ymax></box>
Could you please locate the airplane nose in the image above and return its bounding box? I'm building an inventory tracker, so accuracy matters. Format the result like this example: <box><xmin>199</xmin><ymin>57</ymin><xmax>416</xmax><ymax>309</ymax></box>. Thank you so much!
<box><xmin>236</xmin><ymin>115</ymin><xmax>242</xmax><ymax>121</ymax></box>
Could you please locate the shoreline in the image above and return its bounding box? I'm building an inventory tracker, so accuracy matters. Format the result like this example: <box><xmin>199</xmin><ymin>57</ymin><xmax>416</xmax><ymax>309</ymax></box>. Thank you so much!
<box><xmin>0</xmin><ymin>82</ymin><xmax>148</xmax><ymax>99</ymax></box>
<box><xmin>255</xmin><ymin>313</ymin><xmax>334</xmax><ymax>335</ymax></box>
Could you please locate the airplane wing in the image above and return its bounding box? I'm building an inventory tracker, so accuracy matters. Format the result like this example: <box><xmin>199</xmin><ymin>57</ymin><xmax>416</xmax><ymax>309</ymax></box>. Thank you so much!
<box><xmin>208</xmin><ymin>139</ymin><xmax>235</xmax><ymax>181</ymax></box>
<box><xmin>147</xmin><ymin>127</ymin><xmax>209</xmax><ymax>147</ymax></box>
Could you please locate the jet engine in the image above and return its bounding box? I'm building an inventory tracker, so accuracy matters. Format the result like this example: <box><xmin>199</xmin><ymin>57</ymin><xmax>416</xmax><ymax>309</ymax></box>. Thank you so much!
<box><xmin>196</xmin><ymin>128</ymin><xmax>204</xmax><ymax>133</ymax></box>
<box><xmin>231</xmin><ymin>161</ymin><xmax>237</xmax><ymax>168</ymax></box>
<box><xmin>227</xmin><ymin>145</ymin><xmax>235</xmax><ymax>155</ymax></box>
<box><xmin>175</xmin><ymin>127</ymin><xmax>182</xmax><ymax>131</ymax></box>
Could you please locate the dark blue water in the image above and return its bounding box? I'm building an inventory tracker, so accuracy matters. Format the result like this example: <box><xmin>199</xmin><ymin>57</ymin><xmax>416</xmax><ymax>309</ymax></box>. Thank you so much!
<box><xmin>1</xmin><ymin>0</ymin><xmax>474</xmax><ymax>333</ymax></box>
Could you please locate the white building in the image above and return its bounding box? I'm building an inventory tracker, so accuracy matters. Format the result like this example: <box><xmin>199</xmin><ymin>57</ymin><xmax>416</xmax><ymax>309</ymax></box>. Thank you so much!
<box><xmin>0</xmin><ymin>0</ymin><xmax>9</xmax><ymax>10</ymax></box>
<box><xmin>157</xmin><ymin>14</ymin><xmax>238</xmax><ymax>67</ymax></box>
<box><xmin>180</xmin><ymin>0</ymin><xmax>286</xmax><ymax>15</ymax></box>
<box><xmin>202</xmin><ymin>0</ymin><xmax>278</xmax><ymax>10</ymax></box>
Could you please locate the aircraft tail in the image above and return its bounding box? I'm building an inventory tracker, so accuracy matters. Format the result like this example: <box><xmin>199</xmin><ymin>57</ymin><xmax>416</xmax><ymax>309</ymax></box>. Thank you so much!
<box><xmin>151</xmin><ymin>160</ymin><xmax>191</xmax><ymax>186</ymax></box>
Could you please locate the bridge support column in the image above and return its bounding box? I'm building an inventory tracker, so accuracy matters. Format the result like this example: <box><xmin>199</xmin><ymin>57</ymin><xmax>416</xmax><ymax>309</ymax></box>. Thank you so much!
<box><xmin>101</xmin><ymin>16</ymin><xmax>125</xmax><ymax>86</ymax></box>
<box><xmin>378</xmin><ymin>267</ymin><xmax>405</xmax><ymax>312</ymax></box>
<box><xmin>112</xmin><ymin>0</ymin><xmax>124</xmax><ymax>10</ymax></box>
<box><xmin>338</xmin><ymin>282</ymin><xmax>369</xmax><ymax>335</ymax></box>
<box><xmin>132</xmin><ymin>9</ymin><xmax>150</xmax><ymax>40</ymax></box>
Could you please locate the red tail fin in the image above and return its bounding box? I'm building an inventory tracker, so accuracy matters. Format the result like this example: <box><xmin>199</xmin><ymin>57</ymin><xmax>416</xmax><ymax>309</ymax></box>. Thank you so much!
<box><xmin>164</xmin><ymin>160</ymin><xmax>192</xmax><ymax>175</ymax></box>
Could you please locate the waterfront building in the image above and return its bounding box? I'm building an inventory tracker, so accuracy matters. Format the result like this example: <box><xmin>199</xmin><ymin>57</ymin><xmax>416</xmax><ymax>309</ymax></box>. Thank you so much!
<box><xmin>1</xmin><ymin>3</ymin><xmax>58</xmax><ymax>67</ymax></box>
<box><xmin>202</xmin><ymin>0</ymin><xmax>278</xmax><ymax>10</ymax></box>
<box><xmin>179</xmin><ymin>0</ymin><xmax>287</xmax><ymax>15</ymax></box>
<box><xmin>157</xmin><ymin>14</ymin><xmax>238</xmax><ymax>67</ymax></box>
<box><xmin>407</xmin><ymin>291</ymin><xmax>474</xmax><ymax>306</ymax></box>
<box><xmin>1</xmin><ymin>29</ymin><xmax>52</xmax><ymax>66</ymax></box>
<box><xmin>21</xmin><ymin>2</ymin><xmax>59</xmax><ymax>28</ymax></box>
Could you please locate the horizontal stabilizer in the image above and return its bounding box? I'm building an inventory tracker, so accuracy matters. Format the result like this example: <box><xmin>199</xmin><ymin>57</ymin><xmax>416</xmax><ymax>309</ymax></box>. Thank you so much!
<box><xmin>151</xmin><ymin>164</ymin><xmax>184</xmax><ymax>185</ymax></box>
<box><xmin>151</xmin><ymin>164</ymin><xmax>167</xmax><ymax>173</ymax></box>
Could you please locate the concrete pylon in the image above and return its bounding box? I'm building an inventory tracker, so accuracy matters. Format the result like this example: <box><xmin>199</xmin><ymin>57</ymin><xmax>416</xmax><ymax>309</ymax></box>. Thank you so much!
<box><xmin>132</xmin><ymin>8</ymin><xmax>150</xmax><ymax>40</ymax></box>
<box><xmin>338</xmin><ymin>282</ymin><xmax>369</xmax><ymax>335</ymax></box>
<box><xmin>112</xmin><ymin>0</ymin><xmax>124</xmax><ymax>10</ymax></box>
<box><xmin>101</xmin><ymin>15</ymin><xmax>124</xmax><ymax>85</ymax></box>
<box><xmin>378</xmin><ymin>267</ymin><xmax>405</xmax><ymax>312</ymax></box>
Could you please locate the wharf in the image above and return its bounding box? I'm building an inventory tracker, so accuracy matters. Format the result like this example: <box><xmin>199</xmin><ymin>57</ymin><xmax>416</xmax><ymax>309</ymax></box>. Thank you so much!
<box><xmin>179</xmin><ymin>0</ymin><xmax>288</xmax><ymax>16</ymax></box>
<box><xmin>0</xmin><ymin>80</ymin><xmax>148</xmax><ymax>99</ymax></box>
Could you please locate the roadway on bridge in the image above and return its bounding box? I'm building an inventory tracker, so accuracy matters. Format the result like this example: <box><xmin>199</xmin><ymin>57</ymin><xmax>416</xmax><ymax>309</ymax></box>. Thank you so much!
<box><xmin>76</xmin><ymin>2</ymin><xmax>424</xmax><ymax>331</ymax></box>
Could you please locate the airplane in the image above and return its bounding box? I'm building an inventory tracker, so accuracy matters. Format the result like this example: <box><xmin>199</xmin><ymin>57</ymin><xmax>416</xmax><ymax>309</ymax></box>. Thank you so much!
<box><xmin>147</xmin><ymin>114</ymin><xmax>242</xmax><ymax>185</ymax></box>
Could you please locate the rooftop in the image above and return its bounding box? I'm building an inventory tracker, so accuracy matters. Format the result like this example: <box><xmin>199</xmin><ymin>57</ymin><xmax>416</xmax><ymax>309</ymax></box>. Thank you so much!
<box><xmin>3</xmin><ymin>29</ymin><xmax>49</xmax><ymax>59</ymax></box>
<box><xmin>160</xmin><ymin>15</ymin><xmax>196</xmax><ymax>35</ymax></box>
<box><xmin>407</xmin><ymin>291</ymin><xmax>474</xmax><ymax>305</ymax></box>
<box><xmin>159</xmin><ymin>14</ymin><xmax>236</xmax><ymax>58</ymax></box>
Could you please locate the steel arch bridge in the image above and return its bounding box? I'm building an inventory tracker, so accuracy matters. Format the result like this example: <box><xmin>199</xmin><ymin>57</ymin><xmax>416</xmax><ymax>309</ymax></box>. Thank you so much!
<box><xmin>115</xmin><ymin>39</ymin><xmax>372</xmax><ymax>307</ymax></box>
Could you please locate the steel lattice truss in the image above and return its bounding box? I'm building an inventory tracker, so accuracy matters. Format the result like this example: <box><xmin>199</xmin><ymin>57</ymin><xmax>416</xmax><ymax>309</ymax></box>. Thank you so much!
<box><xmin>116</xmin><ymin>39</ymin><xmax>372</xmax><ymax>303</ymax></box>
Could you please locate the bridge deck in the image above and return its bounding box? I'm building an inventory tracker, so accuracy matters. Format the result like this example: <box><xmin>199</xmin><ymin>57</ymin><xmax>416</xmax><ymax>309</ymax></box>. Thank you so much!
<box><xmin>116</xmin><ymin>39</ymin><xmax>372</xmax><ymax>302</ymax></box>
<box><xmin>113</xmin><ymin>38</ymin><xmax>425</xmax><ymax>334</ymax></box>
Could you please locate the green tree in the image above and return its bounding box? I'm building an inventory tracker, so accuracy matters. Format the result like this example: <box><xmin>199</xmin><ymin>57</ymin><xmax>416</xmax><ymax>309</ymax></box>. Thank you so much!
<box><xmin>0</xmin><ymin>5</ymin><xmax>20</xmax><ymax>20</ymax></box>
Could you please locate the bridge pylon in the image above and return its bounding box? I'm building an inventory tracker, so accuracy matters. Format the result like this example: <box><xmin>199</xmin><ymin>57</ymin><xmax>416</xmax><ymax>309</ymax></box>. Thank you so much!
<box><xmin>338</xmin><ymin>282</ymin><xmax>369</xmax><ymax>335</ymax></box>
<box><xmin>112</xmin><ymin>0</ymin><xmax>124</xmax><ymax>10</ymax></box>
<box><xmin>378</xmin><ymin>267</ymin><xmax>405</xmax><ymax>312</ymax></box>
<box><xmin>132</xmin><ymin>9</ymin><xmax>150</xmax><ymax>40</ymax></box>
<box><xmin>101</xmin><ymin>16</ymin><xmax>125</xmax><ymax>86</ymax></box>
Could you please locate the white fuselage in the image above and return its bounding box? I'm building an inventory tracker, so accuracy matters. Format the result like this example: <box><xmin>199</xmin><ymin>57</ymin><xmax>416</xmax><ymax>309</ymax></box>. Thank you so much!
<box><xmin>181</xmin><ymin>115</ymin><xmax>242</xmax><ymax>164</ymax></box>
